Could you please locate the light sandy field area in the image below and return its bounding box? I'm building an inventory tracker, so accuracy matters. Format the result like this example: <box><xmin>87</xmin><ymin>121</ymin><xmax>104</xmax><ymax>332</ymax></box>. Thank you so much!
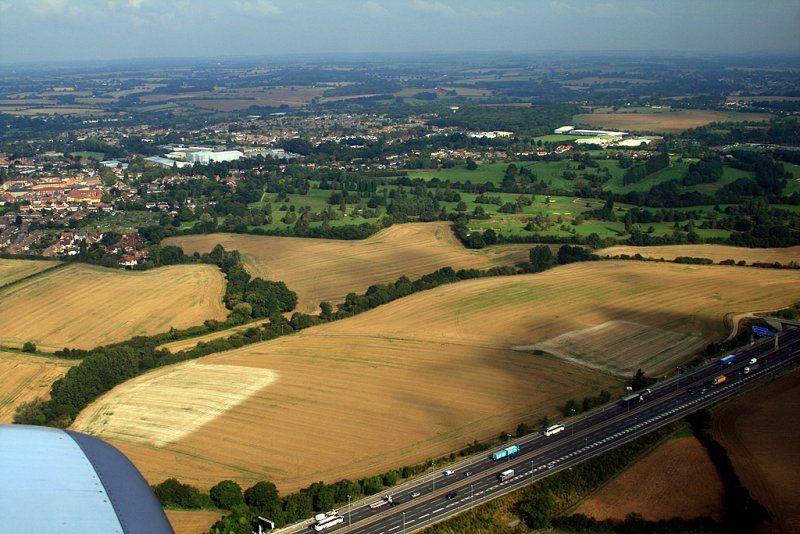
<box><xmin>0</xmin><ymin>349</ymin><xmax>77</xmax><ymax>423</ymax></box>
<box><xmin>166</xmin><ymin>222</ymin><xmax>530</xmax><ymax>313</ymax></box>
<box><xmin>712</xmin><ymin>370</ymin><xmax>800</xmax><ymax>534</ymax></box>
<box><xmin>599</xmin><ymin>244</ymin><xmax>800</xmax><ymax>265</ymax></box>
<box><xmin>577</xmin><ymin>435</ymin><xmax>725</xmax><ymax>522</ymax></box>
<box><xmin>164</xmin><ymin>510</ymin><xmax>223</xmax><ymax>534</ymax></box>
<box><xmin>73</xmin><ymin>262</ymin><xmax>800</xmax><ymax>492</ymax></box>
<box><xmin>0</xmin><ymin>258</ymin><xmax>61</xmax><ymax>286</ymax></box>
<box><xmin>573</xmin><ymin>110</ymin><xmax>772</xmax><ymax>134</ymax></box>
<box><xmin>0</xmin><ymin>263</ymin><xmax>227</xmax><ymax>351</ymax></box>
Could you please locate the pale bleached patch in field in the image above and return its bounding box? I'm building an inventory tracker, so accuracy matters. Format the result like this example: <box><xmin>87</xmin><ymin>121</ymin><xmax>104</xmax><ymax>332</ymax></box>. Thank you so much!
<box><xmin>75</xmin><ymin>362</ymin><xmax>276</xmax><ymax>446</ymax></box>
<box><xmin>514</xmin><ymin>320</ymin><xmax>703</xmax><ymax>377</ymax></box>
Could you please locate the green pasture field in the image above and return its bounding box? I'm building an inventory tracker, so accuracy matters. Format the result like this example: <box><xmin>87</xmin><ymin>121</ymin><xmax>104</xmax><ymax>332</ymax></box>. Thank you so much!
<box><xmin>533</xmin><ymin>134</ymin><xmax>580</xmax><ymax>143</ymax></box>
<box><xmin>68</xmin><ymin>151</ymin><xmax>105</xmax><ymax>161</ymax></box>
<box><xmin>784</xmin><ymin>163</ymin><xmax>800</xmax><ymax>195</ymax></box>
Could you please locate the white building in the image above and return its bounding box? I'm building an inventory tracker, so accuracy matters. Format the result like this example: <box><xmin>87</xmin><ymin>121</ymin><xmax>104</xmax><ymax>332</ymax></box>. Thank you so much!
<box><xmin>554</xmin><ymin>126</ymin><xmax>575</xmax><ymax>135</ymax></box>
<box><xmin>185</xmin><ymin>150</ymin><xmax>244</xmax><ymax>164</ymax></box>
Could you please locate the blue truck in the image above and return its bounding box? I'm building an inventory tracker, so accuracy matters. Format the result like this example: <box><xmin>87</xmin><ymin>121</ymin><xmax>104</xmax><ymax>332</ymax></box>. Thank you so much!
<box><xmin>491</xmin><ymin>444</ymin><xmax>520</xmax><ymax>461</ymax></box>
<box><xmin>719</xmin><ymin>354</ymin><xmax>736</xmax><ymax>366</ymax></box>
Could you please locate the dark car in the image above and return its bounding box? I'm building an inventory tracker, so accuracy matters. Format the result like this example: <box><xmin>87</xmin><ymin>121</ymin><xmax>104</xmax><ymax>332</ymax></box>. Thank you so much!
<box><xmin>463</xmin><ymin>470</ymin><xmax>473</xmax><ymax>477</ymax></box>
<box><xmin>445</xmin><ymin>491</ymin><xmax>458</xmax><ymax>500</ymax></box>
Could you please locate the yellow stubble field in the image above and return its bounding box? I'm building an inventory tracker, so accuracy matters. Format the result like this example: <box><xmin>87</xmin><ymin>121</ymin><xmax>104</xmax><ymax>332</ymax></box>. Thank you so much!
<box><xmin>599</xmin><ymin>244</ymin><xmax>800</xmax><ymax>265</ymax></box>
<box><xmin>0</xmin><ymin>263</ymin><xmax>227</xmax><ymax>351</ymax></box>
<box><xmin>0</xmin><ymin>349</ymin><xmax>78</xmax><ymax>422</ymax></box>
<box><xmin>0</xmin><ymin>258</ymin><xmax>61</xmax><ymax>286</ymax></box>
<box><xmin>72</xmin><ymin>262</ymin><xmax>800</xmax><ymax>492</ymax></box>
<box><xmin>165</xmin><ymin>222</ymin><xmax>531</xmax><ymax>313</ymax></box>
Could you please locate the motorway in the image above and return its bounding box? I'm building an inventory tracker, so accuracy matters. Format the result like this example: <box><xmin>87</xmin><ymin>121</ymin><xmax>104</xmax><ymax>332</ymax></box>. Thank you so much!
<box><xmin>287</xmin><ymin>328</ymin><xmax>800</xmax><ymax>534</ymax></box>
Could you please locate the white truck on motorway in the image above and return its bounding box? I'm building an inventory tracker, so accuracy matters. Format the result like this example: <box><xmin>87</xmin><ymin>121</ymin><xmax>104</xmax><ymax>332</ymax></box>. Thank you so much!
<box><xmin>498</xmin><ymin>469</ymin><xmax>515</xmax><ymax>481</ymax></box>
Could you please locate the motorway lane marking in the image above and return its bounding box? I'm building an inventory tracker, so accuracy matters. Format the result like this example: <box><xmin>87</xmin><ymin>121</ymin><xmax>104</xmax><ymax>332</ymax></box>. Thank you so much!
<box><xmin>407</xmin><ymin>519</ymin><xmax>415</xmax><ymax>524</ymax></box>
<box><xmin>420</xmin><ymin>514</ymin><xmax>429</xmax><ymax>519</ymax></box>
<box><xmin>433</xmin><ymin>508</ymin><xmax>444</xmax><ymax>514</ymax></box>
<box><xmin>389</xmin><ymin>526</ymin><xmax>399</xmax><ymax>531</ymax></box>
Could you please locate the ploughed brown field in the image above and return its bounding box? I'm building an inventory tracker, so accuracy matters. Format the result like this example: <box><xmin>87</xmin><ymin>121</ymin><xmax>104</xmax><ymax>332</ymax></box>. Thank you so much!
<box><xmin>712</xmin><ymin>370</ymin><xmax>800</xmax><ymax>534</ymax></box>
<box><xmin>0</xmin><ymin>263</ymin><xmax>227</xmax><ymax>351</ymax></box>
<box><xmin>165</xmin><ymin>222</ymin><xmax>531</xmax><ymax>313</ymax></box>
<box><xmin>72</xmin><ymin>262</ymin><xmax>800</xmax><ymax>492</ymax></box>
<box><xmin>573</xmin><ymin>109</ymin><xmax>772</xmax><ymax>133</ymax></box>
<box><xmin>577</xmin><ymin>435</ymin><xmax>725</xmax><ymax>522</ymax></box>
<box><xmin>0</xmin><ymin>349</ymin><xmax>77</xmax><ymax>423</ymax></box>
<box><xmin>599</xmin><ymin>244</ymin><xmax>800</xmax><ymax>265</ymax></box>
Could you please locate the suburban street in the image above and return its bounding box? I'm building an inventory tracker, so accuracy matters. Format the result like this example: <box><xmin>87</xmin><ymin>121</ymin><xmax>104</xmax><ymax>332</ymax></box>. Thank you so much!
<box><xmin>286</xmin><ymin>327</ymin><xmax>800</xmax><ymax>534</ymax></box>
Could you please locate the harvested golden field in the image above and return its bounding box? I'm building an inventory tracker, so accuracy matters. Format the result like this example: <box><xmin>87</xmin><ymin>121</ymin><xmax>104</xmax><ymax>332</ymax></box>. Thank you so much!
<box><xmin>74</xmin><ymin>262</ymin><xmax>800</xmax><ymax>492</ymax></box>
<box><xmin>0</xmin><ymin>350</ymin><xmax>77</xmax><ymax>423</ymax></box>
<box><xmin>573</xmin><ymin>109</ymin><xmax>772</xmax><ymax>133</ymax></box>
<box><xmin>0</xmin><ymin>263</ymin><xmax>227</xmax><ymax>351</ymax></box>
<box><xmin>0</xmin><ymin>258</ymin><xmax>61</xmax><ymax>286</ymax></box>
<box><xmin>712</xmin><ymin>370</ymin><xmax>800</xmax><ymax>534</ymax></box>
<box><xmin>165</xmin><ymin>222</ymin><xmax>530</xmax><ymax>313</ymax></box>
<box><xmin>165</xmin><ymin>510</ymin><xmax>225</xmax><ymax>534</ymax></box>
<box><xmin>577</xmin><ymin>435</ymin><xmax>725</xmax><ymax>522</ymax></box>
<box><xmin>599</xmin><ymin>244</ymin><xmax>800</xmax><ymax>265</ymax></box>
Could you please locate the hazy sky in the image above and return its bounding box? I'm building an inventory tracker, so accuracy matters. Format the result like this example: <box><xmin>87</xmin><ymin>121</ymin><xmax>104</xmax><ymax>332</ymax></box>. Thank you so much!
<box><xmin>1</xmin><ymin>0</ymin><xmax>798</xmax><ymax>64</ymax></box>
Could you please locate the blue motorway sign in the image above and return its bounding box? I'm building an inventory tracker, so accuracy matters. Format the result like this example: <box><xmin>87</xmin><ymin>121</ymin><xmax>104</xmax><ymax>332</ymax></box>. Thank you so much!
<box><xmin>752</xmin><ymin>325</ymin><xmax>775</xmax><ymax>336</ymax></box>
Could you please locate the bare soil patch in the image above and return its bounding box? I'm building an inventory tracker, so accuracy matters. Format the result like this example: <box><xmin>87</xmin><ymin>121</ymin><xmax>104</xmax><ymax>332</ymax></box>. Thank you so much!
<box><xmin>577</xmin><ymin>436</ymin><xmax>725</xmax><ymax>522</ymax></box>
<box><xmin>75</xmin><ymin>262</ymin><xmax>800</xmax><ymax>492</ymax></box>
<box><xmin>712</xmin><ymin>369</ymin><xmax>800</xmax><ymax>534</ymax></box>
<box><xmin>573</xmin><ymin>110</ymin><xmax>772</xmax><ymax>133</ymax></box>
<box><xmin>0</xmin><ymin>263</ymin><xmax>227</xmax><ymax>351</ymax></box>
<box><xmin>166</xmin><ymin>222</ymin><xmax>530</xmax><ymax>313</ymax></box>
<box><xmin>0</xmin><ymin>350</ymin><xmax>77</xmax><ymax>423</ymax></box>
<box><xmin>599</xmin><ymin>244</ymin><xmax>800</xmax><ymax>265</ymax></box>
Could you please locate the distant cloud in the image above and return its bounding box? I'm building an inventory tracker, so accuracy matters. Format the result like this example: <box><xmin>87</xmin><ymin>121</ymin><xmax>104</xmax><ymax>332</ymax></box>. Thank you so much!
<box><xmin>27</xmin><ymin>0</ymin><xmax>69</xmax><ymax>15</ymax></box>
<box><xmin>127</xmin><ymin>0</ymin><xmax>144</xmax><ymax>8</ymax></box>
<box><xmin>412</xmin><ymin>0</ymin><xmax>457</xmax><ymax>18</ymax></box>
<box><xmin>233</xmin><ymin>0</ymin><xmax>281</xmax><ymax>16</ymax></box>
<box><xmin>0</xmin><ymin>1</ymin><xmax>9</xmax><ymax>12</ymax></box>
<box><xmin>364</xmin><ymin>0</ymin><xmax>389</xmax><ymax>17</ymax></box>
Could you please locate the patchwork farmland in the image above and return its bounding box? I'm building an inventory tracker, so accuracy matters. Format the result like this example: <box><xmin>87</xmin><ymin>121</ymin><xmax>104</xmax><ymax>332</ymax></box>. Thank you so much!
<box><xmin>166</xmin><ymin>222</ymin><xmax>531</xmax><ymax>313</ymax></box>
<box><xmin>73</xmin><ymin>261</ymin><xmax>800</xmax><ymax>492</ymax></box>
<box><xmin>599</xmin><ymin>244</ymin><xmax>800</xmax><ymax>265</ymax></box>
<box><xmin>0</xmin><ymin>263</ymin><xmax>227</xmax><ymax>351</ymax></box>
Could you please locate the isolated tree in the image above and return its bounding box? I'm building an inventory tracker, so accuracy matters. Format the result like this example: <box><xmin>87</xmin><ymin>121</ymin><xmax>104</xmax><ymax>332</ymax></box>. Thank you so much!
<box><xmin>209</xmin><ymin>480</ymin><xmax>243</xmax><ymax>510</ymax></box>
<box><xmin>22</xmin><ymin>341</ymin><xmax>37</xmax><ymax>353</ymax></box>
<box><xmin>529</xmin><ymin>245</ymin><xmax>556</xmax><ymax>272</ymax></box>
<box><xmin>466</xmin><ymin>157</ymin><xmax>478</xmax><ymax>170</ymax></box>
